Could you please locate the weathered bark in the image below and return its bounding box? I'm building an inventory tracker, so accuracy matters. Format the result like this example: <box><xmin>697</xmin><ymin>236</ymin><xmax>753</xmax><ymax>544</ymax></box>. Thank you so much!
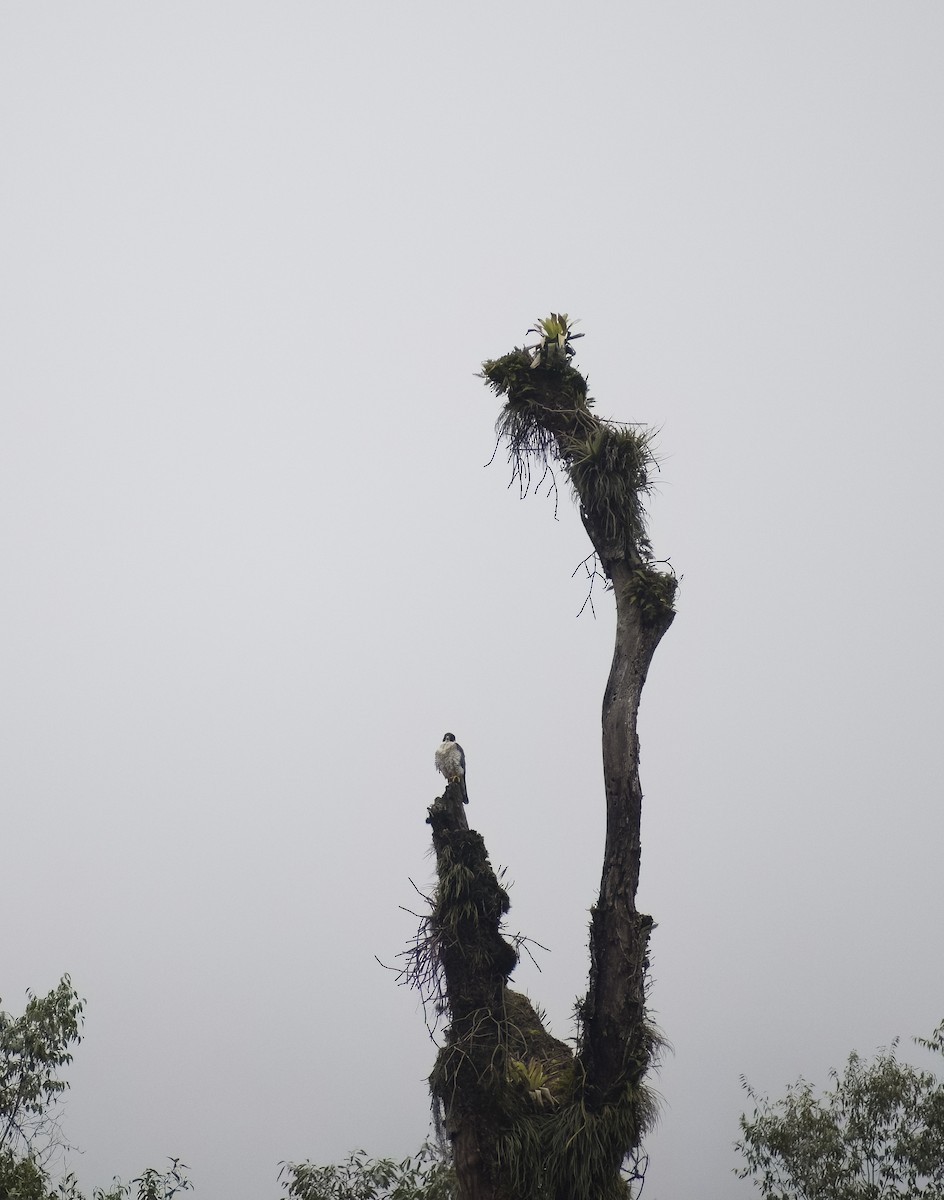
<box><xmin>427</xmin><ymin>784</ymin><xmax>581</xmax><ymax>1200</ymax></box>
<box><xmin>580</xmin><ymin>559</ymin><xmax>674</xmax><ymax>1107</ymax></box>
<box><xmin>426</xmin><ymin>784</ymin><xmax>517</xmax><ymax>1200</ymax></box>
<box><xmin>450</xmin><ymin>1126</ymin><xmax>490</xmax><ymax>1200</ymax></box>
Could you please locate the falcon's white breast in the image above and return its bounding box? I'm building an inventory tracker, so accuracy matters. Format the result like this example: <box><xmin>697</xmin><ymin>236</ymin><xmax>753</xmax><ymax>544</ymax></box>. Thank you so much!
<box><xmin>435</xmin><ymin>733</ymin><xmax>466</xmax><ymax>783</ymax></box>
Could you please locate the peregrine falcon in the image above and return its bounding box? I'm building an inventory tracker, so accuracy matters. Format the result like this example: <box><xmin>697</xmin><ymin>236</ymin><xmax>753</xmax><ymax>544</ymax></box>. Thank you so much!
<box><xmin>435</xmin><ymin>733</ymin><xmax>468</xmax><ymax>803</ymax></box>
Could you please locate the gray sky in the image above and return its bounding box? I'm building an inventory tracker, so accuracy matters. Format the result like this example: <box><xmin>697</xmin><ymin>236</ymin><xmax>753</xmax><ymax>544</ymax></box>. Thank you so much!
<box><xmin>2</xmin><ymin>5</ymin><xmax>943</xmax><ymax>1198</ymax></box>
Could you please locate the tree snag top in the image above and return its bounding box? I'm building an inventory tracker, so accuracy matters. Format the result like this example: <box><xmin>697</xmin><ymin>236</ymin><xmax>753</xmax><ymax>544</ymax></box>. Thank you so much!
<box><xmin>481</xmin><ymin>315</ymin><xmax>677</xmax><ymax>616</ymax></box>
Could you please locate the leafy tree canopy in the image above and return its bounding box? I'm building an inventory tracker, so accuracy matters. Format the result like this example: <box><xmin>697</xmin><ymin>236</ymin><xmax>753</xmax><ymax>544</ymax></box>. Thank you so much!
<box><xmin>737</xmin><ymin>1019</ymin><xmax>944</xmax><ymax>1199</ymax></box>
<box><xmin>279</xmin><ymin>1146</ymin><xmax>454</xmax><ymax>1200</ymax></box>
<box><xmin>0</xmin><ymin>976</ymin><xmax>190</xmax><ymax>1200</ymax></box>
<box><xmin>0</xmin><ymin>974</ymin><xmax>84</xmax><ymax>1169</ymax></box>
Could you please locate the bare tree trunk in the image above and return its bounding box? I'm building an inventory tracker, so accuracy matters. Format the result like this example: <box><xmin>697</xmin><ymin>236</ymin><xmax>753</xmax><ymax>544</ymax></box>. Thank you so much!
<box><xmin>580</xmin><ymin>561</ymin><xmax>674</xmax><ymax>1109</ymax></box>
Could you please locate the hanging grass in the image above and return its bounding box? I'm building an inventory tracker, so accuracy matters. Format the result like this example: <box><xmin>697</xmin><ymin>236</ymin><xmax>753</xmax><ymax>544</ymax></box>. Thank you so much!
<box><xmin>565</xmin><ymin>426</ymin><xmax>657</xmax><ymax>561</ymax></box>
<box><xmin>481</xmin><ymin>328</ymin><xmax>666</xmax><ymax>576</ymax></box>
<box><xmin>496</xmin><ymin>1084</ymin><xmax>661</xmax><ymax>1200</ymax></box>
<box><xmin>430</xmin><ymin>980</ymin><xmax>664</xmax><ymax>1200</ymax></box>
<box><xmin>482</xmin><ymin>350</ymin><xmax>597</xmax><ymax>500</ymax></box>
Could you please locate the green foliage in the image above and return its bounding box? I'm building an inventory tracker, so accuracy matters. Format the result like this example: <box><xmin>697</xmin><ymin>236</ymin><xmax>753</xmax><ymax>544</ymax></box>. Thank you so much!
<box><xmin>0</xmin><ymin>1148</ymin><xmax>50</xmax><ymax>1199</ymax></box>
<box><xmin>0</xmin><ymin>980</ymin><xmax>190</xmax><ymax>1200</ymax></box>
<box><xmin>431</xmin><ymin>986</ymin><xmax>657</xmax><ymax>1200</ymax></box>
<box><xmin>482</xmin><ymin>318</ymin><xmax>671</xmax><ymax>584</ymax></box>
<box><xmin>506</xmin><ymin>1057</ymin><xmax>558</xmax><ymax>1108</ymax></box>
<box><xmin>90</xmin><ymin>1160</ymin><xmax>193</xmax><ymax>1200</ymax></box>
<box><xmin>0</xmin><ymin>975</ymin><xmax>84</xmax><ymax>1164</ymax></box>
<box><xmin>624</xmin><ymin>565</ymin><xmax>678</xmax><ymax>628</ymax></box>
<box><xmin>483</xmin><ymin>348</ymin><xmax>596</xmax><ymax>502</ymax></box>
<box><xmin>32</xmin><ymin>1160</ymin><xmax>195</xmax><ymax>1200</ymax></box>
<box><xmin>526</xmin><ymin>312</ymin><xmax>584</xmax><ymax>367</ymax></box>
<box><xmin>0</xmin><ymin>1147</ymin><xmax>193</xmax><ymax>1200</ymax></box>
<box><xmin>496</xmin><ymin>1001</ymin><xmax>664</xmax><ymax>1200</ymax></box>
<box><xmin>426</xmin><ymin>832</ymin><xmax>517</xmax><ymax>990</ymax></box>
<box><xmin>497</xmin><ymin>1087</ymin><xmax>655</xmax><ymax>1200</ymax></box>
<box><xmin>737</xmin><ymin>1019</ymin><xmax>944</xmax><ymax>1199</ymax></box>
<box><xmin>567</xmin><ymin>427</ymin><xmax>656</xmax><ymax>559</ymax></box>
<box><xmin>279</xmin><ymin>1146</ymin><xmax>454</xmax><ymax>1200</ymax></box>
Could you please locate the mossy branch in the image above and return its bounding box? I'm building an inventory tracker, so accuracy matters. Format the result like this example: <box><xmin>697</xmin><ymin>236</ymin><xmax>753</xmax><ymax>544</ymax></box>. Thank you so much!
<box><xmin>481</xmin><ymin>335</ymin><xmax>673</xmax><ymax>597</ymax></box>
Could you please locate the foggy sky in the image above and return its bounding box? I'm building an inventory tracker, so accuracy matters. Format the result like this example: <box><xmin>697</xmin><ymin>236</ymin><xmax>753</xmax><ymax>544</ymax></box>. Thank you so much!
<box><xmin>2</xmin><ymin>5</ymin><xmax>943</xmax><ymax>1199</ymax></box>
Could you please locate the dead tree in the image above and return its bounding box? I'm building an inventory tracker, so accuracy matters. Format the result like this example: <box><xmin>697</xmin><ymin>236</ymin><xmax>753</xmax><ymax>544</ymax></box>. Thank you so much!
<box><xmin>421</xmin><ymin>317</ymin><xmax>676</xmax><ymax>1200</ymax></box>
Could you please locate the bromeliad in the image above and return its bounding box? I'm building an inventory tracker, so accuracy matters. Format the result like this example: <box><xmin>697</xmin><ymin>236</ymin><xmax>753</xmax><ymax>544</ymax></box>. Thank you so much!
<box><xmin>527</xmin><ymin>312</ymin><xmax>584</xmax><ymax>367</ymax></box>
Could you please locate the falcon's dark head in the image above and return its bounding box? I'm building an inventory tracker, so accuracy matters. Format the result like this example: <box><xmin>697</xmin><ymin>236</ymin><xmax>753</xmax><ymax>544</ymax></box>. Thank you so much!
<box><xmin>442</xmin><ymin>732</ymin><xmax>456</xmax><ymax>742</ymax></box>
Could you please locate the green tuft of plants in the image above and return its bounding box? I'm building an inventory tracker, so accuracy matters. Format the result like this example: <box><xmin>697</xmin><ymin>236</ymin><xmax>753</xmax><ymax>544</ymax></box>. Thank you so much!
<box><xmin>566</xmin><ymin>426</ymin><xmax>656</xmax><ymax>560</ymax></box>
<box><xmin>482</xmin><ymin>320</ymin><xmax>670</xmax><ymax>582</ymax></box>
<box><xmin>497</xmin><ymin>1088</ymin><xmax>657</xmax><ymax>1200</ymax></box>
<box><xmin>624</xmin><ymin>565</ymin><xmax>678</xmax><ymax>627</ymax></box>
